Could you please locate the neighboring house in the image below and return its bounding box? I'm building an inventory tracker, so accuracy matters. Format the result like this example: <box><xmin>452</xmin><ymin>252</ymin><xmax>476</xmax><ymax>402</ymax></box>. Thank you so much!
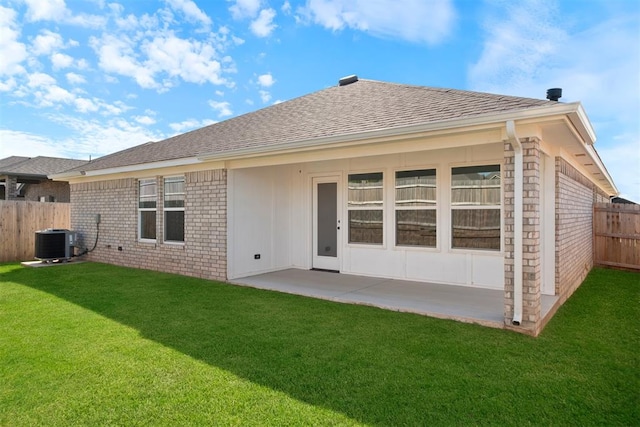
<box><xmin>0</xmin><ymin>156</ymin><xmax>88</xmax><ymax>202</ymax></box>
<box><xmin>52</xmin><ymin>77</ymin><xmax>617</xmax><ymax>335</ymax></box>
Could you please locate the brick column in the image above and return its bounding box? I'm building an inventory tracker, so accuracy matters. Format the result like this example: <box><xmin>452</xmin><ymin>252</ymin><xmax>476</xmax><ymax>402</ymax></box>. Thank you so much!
<box><xmin>5</xmin><ymin>176</ymin><xmax>18</xmax><ymax>200</ymax></box>
<box><xmin>522</xmin><ymin>138</ymin><xmax>541</xmax><ymax>330</ymax></box>
<box><xmin>504</xmin><ymin>138</ymin><xmax>542</xmax><ymax>334</ymax></box>
<box><xmin>503</xmin><ymin>142</ymin><xmax>515</xmax><ymax>323</ymax></box>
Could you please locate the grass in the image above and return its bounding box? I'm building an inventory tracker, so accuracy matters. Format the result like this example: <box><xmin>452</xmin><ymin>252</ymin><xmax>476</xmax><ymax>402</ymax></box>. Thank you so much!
<box><xmin>1</xmin><ymin>263</ymin><xmax>638</xmax><ymax>426</ymax></box>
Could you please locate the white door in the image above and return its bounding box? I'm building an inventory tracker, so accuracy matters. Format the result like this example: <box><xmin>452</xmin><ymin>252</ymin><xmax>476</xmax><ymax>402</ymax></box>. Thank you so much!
<box><xmin>312</xmin><ymin>176</ymin><xmax>341</xmax><ymax>271</ymax></box>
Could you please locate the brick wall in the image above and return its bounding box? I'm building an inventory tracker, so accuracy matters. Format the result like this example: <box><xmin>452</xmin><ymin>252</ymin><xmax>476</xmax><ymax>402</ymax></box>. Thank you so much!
<box><xmin>23</xmin><ymin>180</ymin><xmax>71</xmax><ymax>202</ymax></box>
<box><xmin>70</xmin><ymin>169</ymin><xmax>227</xmax><ymax>281</ymax></box>
<box><xmin>555</xmin><ymin>158</ymin><xmax>608</xmax><ymax>303</ymax></box>
<box><xmin>503</xmin><ymin>138</ymin><xmax>542</xmax><ymax>333</ymax></box>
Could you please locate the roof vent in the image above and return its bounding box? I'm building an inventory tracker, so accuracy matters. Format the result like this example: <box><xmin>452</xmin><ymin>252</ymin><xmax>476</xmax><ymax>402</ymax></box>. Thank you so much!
<box><xmin>546</xmin><ymin>88</ymin><xmax>562</xmax><ymax>101</ymax></box>
<box><xmin>338</xmin><ymin>75</ymin><xmax>358</xmax><ymax>86</ymax></box>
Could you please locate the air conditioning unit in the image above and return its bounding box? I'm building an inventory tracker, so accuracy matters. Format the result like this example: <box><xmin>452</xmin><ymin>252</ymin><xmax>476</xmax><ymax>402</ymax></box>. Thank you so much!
<box><xmin>35</xmin><ymin>229</ymin><xmax>76</xmax><ymax>262</ymax></box>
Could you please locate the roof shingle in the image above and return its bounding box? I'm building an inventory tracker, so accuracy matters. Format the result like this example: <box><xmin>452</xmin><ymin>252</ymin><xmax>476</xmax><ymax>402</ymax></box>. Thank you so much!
<box><xmin>77</xmin><ymin>79</ymin><xmax>554</xmax><ymax>172</ymax></box>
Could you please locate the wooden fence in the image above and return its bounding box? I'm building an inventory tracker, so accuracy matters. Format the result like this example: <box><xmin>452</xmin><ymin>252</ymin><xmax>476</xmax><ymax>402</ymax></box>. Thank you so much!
<box><xmin>0</xmin><ymin>201</ymin><xmax>70</xmax><ymax>263</ymax></box>
<box><xmin>593</xmin><ymin>203</ymin><xmax>640</xmax><ymax>271</ymax></box>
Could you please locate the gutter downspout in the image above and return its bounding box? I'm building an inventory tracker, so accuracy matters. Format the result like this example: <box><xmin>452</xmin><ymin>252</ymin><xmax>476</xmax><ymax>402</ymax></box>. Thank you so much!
<box><xmin>506</xmin><ymin>120</ymin><xmax>523</xmax><ymax>326</ymax></box>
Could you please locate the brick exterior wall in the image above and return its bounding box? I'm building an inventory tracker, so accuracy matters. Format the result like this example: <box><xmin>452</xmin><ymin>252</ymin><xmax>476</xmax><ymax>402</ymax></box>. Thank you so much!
<box><xmin>503</xmin><ymin>137</ymin><xmax>542</xmax><ymax>333</ymax></box>
<box><xmin>23</xmin><ymin>180</ymin><xmax>71</xmax><ymax>202</ymax></box>
<box><xmin>70</xmin><ymin>169</ymin><xmax>227</xmax><ymax>281</ymax></box>
<box><xmin>555</xmin><ymin>158</ymin><xmax>609</xmax><ymax>304</ymax></box>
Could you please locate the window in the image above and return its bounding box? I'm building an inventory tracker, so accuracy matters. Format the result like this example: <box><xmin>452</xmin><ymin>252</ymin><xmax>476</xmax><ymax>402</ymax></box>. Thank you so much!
<box><xmin>138</xmin><ymin>178</ymin><xmax>157</xmax><ymax>240</ymax></box>
<box><xmin>164</xmin><ymin>176</ymin><xmax>185</xmax><ymax>243</ymax></box>
<box><xmin>395</xmin><ymin>169</ymin><xmax>436</xmax><ymax>247</ymax></box>
<box><xmin>451</xmin><ymin>165</ymin><xmax>501</xmax><ymax>250</ymax></box>
<box><xmin>348</xmin><ymin>172</ymin><xmax>383</xmax><ymax>244</ymax></box>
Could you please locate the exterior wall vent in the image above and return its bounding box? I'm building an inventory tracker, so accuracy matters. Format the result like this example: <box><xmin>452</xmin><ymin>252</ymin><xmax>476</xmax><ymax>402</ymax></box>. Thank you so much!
<box><xmin>339</xmin><ymin>75</ymin><xmax>358</xmax><ymax>86</ymax></box>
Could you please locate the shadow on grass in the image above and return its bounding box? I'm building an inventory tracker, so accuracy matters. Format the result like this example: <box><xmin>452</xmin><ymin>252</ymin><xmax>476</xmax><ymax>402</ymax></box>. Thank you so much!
<box><xmin>3</xmin><ymin>263</ymin><xmax>638</xmax><ymax>425</ymax></box>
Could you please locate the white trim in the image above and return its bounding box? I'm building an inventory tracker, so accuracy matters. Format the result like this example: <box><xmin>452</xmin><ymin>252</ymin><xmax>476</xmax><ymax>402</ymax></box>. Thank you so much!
<box><xmin>50</xmin><ymin>157</ymin><xmax>202</xmax><ymax>179</ymax></box>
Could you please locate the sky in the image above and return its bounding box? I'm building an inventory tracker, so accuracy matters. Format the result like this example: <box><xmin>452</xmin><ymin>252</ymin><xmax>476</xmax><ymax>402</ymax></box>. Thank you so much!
<box><xmin>0</xmin><ymin>0</ymin><xmax>638</xmax><ymax>202</ymax></box>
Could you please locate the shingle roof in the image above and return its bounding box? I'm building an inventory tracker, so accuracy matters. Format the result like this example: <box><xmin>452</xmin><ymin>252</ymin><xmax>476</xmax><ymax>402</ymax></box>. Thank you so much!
<box><xmin>77</xmin><ymin>79</ymin><xmax>554</xmax><ymax>172</ymax></box>
<box><xmin>0</xmin><ymin>156</ymin><xmax>30</xmax><ymax>170</ymax></box>
<box><xmin>0</xmin><ymin>156</ymin><xmax>88</xmax><ymax>177</ymax></box>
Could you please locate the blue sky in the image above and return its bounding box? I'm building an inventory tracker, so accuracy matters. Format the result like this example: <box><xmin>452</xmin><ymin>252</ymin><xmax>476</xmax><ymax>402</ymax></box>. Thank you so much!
<box><xmin>0</xmin><ymin>0</ymin><xmax>638</xmax><ymax>201</ymax></box>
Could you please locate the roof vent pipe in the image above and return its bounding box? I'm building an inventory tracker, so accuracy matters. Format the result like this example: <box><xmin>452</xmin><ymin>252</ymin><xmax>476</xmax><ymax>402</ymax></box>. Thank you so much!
<box><xmin>546</xmin><ymin>88</ymin><xmax>562</xmax><ymax>101</ymax></box>
<box><xmin>339</xmin><ymin>75</ymin><xmax>358</xmax><ymax>86</ymax></box>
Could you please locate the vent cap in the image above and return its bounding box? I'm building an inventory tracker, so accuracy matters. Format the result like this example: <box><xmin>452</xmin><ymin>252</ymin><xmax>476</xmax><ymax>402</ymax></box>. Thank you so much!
<box><xmin>546</xmin><ymin>88</ymin><xmax>562</xmax><ymax>101</ymax></box>
<box><xmin>339</xmin><ymin>75</ymin><xmax>358</xmax><ymax>86</ymax></box>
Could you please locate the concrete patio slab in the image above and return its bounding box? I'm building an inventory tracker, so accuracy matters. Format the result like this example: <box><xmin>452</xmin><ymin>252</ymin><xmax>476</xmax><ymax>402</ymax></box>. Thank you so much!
<box><xmin>233</xmin><ymin>269</ymin><xmax>560</xmax><ymax>330</ymax></box>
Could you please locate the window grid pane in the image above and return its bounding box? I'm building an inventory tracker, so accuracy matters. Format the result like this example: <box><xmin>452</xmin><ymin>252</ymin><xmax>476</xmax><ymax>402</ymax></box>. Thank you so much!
<box><xmin>164</xmin><ymin>177</ymin><xmax>185</xmax><ymax>208</ymax></box>
<box><xmin>139</xmin><ymin>179</ymin><xmax>156</xmax><ymax>209</ymax></box>
<box><xmin>451</xmin><ymin>209</ymin><xmax>501</xmax><ymax>250</ymax></box>
<box><xmin>451</xmin><ymin>165</ymin><xmax>500</xmax><ymax>206</ymax></box>
<box><xmin>396</xmin><ymin>210</ymin><xmax>436</xmax><ymax>247</ymax></box>
<box><xmin>395</xmin><ymin>169</ymin><xmax>436</xmax><ymax>207</ymax></box>
<box><xmin>140</xmin><ymin>210</ymin><xmax>156</xmax><ymax>240</ymax></box>
<box><xmin>349</xmin><ymin>210</ymin><xmax>383</xmax><ymax>244</ymax></box>
<box><xmin>165</xmin><ymin>211</ymin><xmax>185</xmax><ymax>242</ymax></box>
<box><xmin>348</xmin><ymin>173</ymin><xmax>383</xmax><ymax>207</ymax></box>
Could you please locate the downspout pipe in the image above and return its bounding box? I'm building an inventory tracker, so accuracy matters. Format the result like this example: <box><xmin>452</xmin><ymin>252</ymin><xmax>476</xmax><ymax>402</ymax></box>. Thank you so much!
<box><xmin>506</xmin><ymin>120</ymin><xmax>523</xmax><ymax>326</ymax></box>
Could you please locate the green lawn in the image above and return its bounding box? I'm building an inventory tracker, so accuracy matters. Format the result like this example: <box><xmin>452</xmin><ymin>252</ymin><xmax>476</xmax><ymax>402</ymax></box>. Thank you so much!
<box><xmin>1</xmin><ymin>263</ymin><xmax>638</xmax><ymax>426</ymax></box>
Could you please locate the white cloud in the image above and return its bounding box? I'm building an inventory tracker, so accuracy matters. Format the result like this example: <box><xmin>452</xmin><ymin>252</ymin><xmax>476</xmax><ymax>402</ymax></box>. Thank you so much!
<box><xmin>31</xmin><ymin>30</ymin><xmax>64</xmax><ymax>55</ymax></box>
<box><xmin>90</xmin><ymin>34</ymin><xmax>158</xmax><ymax>89</ymax></box>
<box><xmin>27</xmin><ymin>72</ymin><xmax>57</xmax><ymax>88</ymax></box>
<box><xmin>165</xmin><ymin>0</ymin><xmax>212</xmax><ymax>27</ymax></box>
<box><xmin>0</xmin><ymin>6</ymin><xmax>27</xmax><ymax>76</ymax></box>
<box><xmin>0</xmin><ymin>129</ymin><xmax>63</xmax><ymax>158</ymax></box>
<box><xmin>66</xmin><ymin>72</ymin><xmax>86</xmax><ymax>84</ymax></box>
<box><xmin>51</xmin><ymin>52</ymin><xmax>74</xmax><ymax>70</ymax></box>
<box><xmin>229</xmin><ymin>0</ymin><xmax>262</xmax><ymax>19</ymax></box>
<box><xmin>74</xmin><ymin>97</ymin><xmax>99</xmax><ymax>113</ymax></box>
<box><xmin>250</xmin><ymin>8</ymin><xmax>277</xmax><ymax>37</ymax></box>
<box><xmin>257</xmin><ymin>72</ymin><xmax>275</xmax><ymax>87</ymax></box>
<box><xmin>0</xmin><ymin>77</ymin><xmax>16</xmax><ymax>92</ymax></box>
<box><xmin>23</xmin><ymin>0</ymin><xmax>106</xmax><ymax>28</ymax></box>
<box><xmin>259</xmin><ymin>89</ymin><xmax>271</xmax><ymax>103</ymax></box>
<box><xmin>134</xmin><ymin>115</ymin><xmax>157</xmax><ymax>125</ymax></box>
<box><xmin>90</xmin><ymin>29</ymin><xmax>229</xmax><ymax>90</ymax></box>
<box><xmin>208</xmin><ymin>100</ymin><xmax>233</xmax><ymax>117</ymax></box>
<box><xmin>143</xmin><ymin>34</ymin><xmax>225</xmax><ymax>85</ymax></box>
<box><xmin>282</xmin><ymin>1</ymin><xmax>292</xmax><ymax>14</ymax></box>
<box><xmin>169</xmin><ymin>118</ymin><xmax>216</xmax><ymax>132</ymax></box>
<box><xmin>468</xmin><ymin>0</ymin><xmax>566</xmax><ymax>95</ymax></box>
<box><xmin>24</xmin><ymin>0</ymin><xmax>67</xmax><ymax>22</ymax></box>
<box><xmin>298</xmin><ymin>0</ymin><xmax>455</xmax><ymax>45</ymax></box>
<box><xmin>42</xmin><ymin>114</ymin><xmax>164</xmax><ymax>157</ymax></box>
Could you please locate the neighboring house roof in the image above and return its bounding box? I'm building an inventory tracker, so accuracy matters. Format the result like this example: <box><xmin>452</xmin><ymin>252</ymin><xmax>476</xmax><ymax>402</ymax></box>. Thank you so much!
<box><xmin>0</xmin><ymin>156</ymin><xmax>88</xmax><ymax>179</ymax></box>
<box><xmin>71</xmin><ymin>79</ymin><xmax>554</xmax><ymax>173</ymax></box>
<box><xmin>611</xmin><ymin>196</ymin><xmax>637</xmax><ymax>205</ymax></box>
<box><xmin>0</xmin><ymin>156</ymin><xmax>30</xmax><ymax>170</ymax></box>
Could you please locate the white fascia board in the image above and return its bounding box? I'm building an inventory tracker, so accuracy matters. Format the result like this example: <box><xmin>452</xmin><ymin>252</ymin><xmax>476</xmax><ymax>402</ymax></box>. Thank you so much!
<box><xmin>567</xmin><ymin>103</ymin><xmax>597</xmax><ymax>145</ymax></box>
<box><xmin>584</xmin><ymin>143</ymin><xmax>619</xmax><ymax>195</ymax></box>
<box><xmin>50</xmin><ymin>157</ymin><xmax>202</xmax><ymax>180</ymax></box>
<box><xmin>198</xmin><ymin>102</ymin><xmax>584</xmax><ymax>162</ymax></box>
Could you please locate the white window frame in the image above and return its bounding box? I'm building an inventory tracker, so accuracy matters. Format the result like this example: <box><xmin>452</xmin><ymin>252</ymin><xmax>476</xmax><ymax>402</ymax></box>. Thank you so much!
<box><xmin>450</xmin><ymin>164</ymin><xmax>502</xmax><ymax>251</ymax></box>
<box><xmin>163</xmin><ymin>176</ymin><xmax>185</xmax><ymax>244</ymax></box>
<box><xmin>138</xmin><ymin>178</ymin><xmax>157</xmax><ymax>242</ymax></box>
<box><xmin>394</xmin><ymin>168</ymin><xmax>437</xmax><ymax>248</ymax></box>
<box><xmin>347</xmin><ymin>171</ymin><xmax>384</xmax><ymax>245</ymax></box>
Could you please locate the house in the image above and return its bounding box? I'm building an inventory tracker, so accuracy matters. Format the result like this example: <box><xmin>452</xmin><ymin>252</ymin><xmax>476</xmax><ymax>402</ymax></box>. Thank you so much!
<box><xmin>52</xmin><ymin>77</ymin><xmax>617</xmax><ymax>335</ymax></box>
<box><xmin>1</xmin><ymin>156</ymin><xmax>88</xmax><ymax>202</ymax></box>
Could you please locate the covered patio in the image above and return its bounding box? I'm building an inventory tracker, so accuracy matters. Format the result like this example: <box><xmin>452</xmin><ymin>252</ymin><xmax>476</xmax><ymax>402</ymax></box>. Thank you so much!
<box><xmin>232</xmin><ymin>269</ymin><xmax>560</xmax><ymax>329</ymax></box>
